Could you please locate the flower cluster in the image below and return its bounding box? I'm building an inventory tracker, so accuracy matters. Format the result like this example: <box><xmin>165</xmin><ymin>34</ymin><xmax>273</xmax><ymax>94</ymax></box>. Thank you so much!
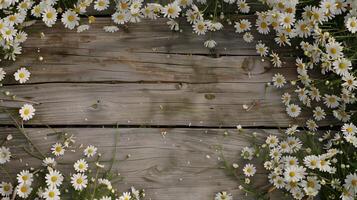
<box><xmin>0</xmin><ymin>132</ymin><xmax>145</xmax><ymax>200</ymax></box>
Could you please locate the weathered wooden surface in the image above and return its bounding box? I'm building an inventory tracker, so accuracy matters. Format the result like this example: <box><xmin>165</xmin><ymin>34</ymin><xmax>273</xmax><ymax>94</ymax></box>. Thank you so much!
<box><xmin>1</xmin><ymin>128</ymin><xmax>277</xmax><ymax>200</ymax></box>
<box><xmin>0</xmin><ymin>18</ymin><xmax>299</xmax><ymax>199</ymax></box>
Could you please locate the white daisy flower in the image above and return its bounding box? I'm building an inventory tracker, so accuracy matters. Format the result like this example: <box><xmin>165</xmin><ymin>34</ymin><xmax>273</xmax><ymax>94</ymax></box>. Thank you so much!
<box><xmin>0</xmin><ymin>182</ymin><xmax>13</xmax><ymax>197</ymax></box>
<box><xmin>42</xmin><ymin>157</ymin><xmax>57</xmax><ymax>167</ymax></box>
<box><xmin>204</xmin><ymin>40</ymin><xmax>216</xmax><ymax>49</ymax></box>
<box><xmin>43</xmin><ymin>187</ymin><xmax>60</xmax><ymax>200</ymax></box>
<box><xmin>301</xmin><ymin>176</ymin><xmax>321</xmax><ymax>197</ymax></box>
<box><xmin>0</xmin><ymin>146</ymin><xmax>11</xmax><ymax>164</ymax></box>
<box><xmin>17</xmin><ymin>184</ymin><xmax>32</xmax><ymax>198</ymax></box>
<box><xmin>344</xmin><ymin>173</ymin><xmax>357</xmax><ymax>194</ymax></box>
<box><xmin>84</xmin><ymin>145</ymin><xmax>97</xmax><ymax>157</ymax></box>
<box><xmin>119</xmin><ymin>192</ymin><xmax>132</xmax><ymax>200</ymax></box>
<box><xmin>273</xmin><ymin>176</ymin><xmax>285</xmax><ymax>189</ymax></box>
<box><xmin>333</xmin><ymin>58</ymin><xmax>351</xmax><ymax>76</ymax></box>
<box><xmin>272</xmin><ymin>73</ymin><xmax>286</xmax><ymax>88</ymax></box>
<box><xmin>1</xmin><ymin>26</ymin><xmax>17</xmax><ymax>41</ymax></box>
<box><xmin>243</xmin><ymin>163</ymin><xmax>256</xmax><ymax>177</ymax></box>
<box><xmin>31</xmin><ymin>4</ymin><xmax>43</xmax><ymax>17</ymax></box>
<box><xmin>286</xmin><ymin>104</ymin><xmax>301</xmax><ymax>118</ymax></box>
<box><xmin>112</xmin><ymin>11</ymin><xmax>130</xmax><ymax>24</ymax></box>
<box><xmin>284</xmin><ymin>165</ymin><xmax>306</xmax><ymax>182</ymax></box>
<box><xmin>42</xmin><ymin>7</ymin><xmax>57</xmax><ymax>27</ymax></box>
<box><xmin>14</xmin><ymin>67</ymin><xmax>30</xmax><ymax>83</ymax></box>
<box><xmin>324</xmin><ymin>94</ymin><xmax>340</xmax><ymax>108</ymax></box>
<box><xmin>237</xmin><ymin>0</ymin><xmax>250</xmax><ymax>13</ymax></box>
<box><xmin>270</xmin><ymin>52</ymin><xmax>282</xmax><ymax>68</ymax></box>
<box><xmin>74</xmin><ymin>159</ymin><xmax>88</xmax><ymax>173</ymax></box>
<box><xmin>100</xmin><ymin>196</ymin><xmax>112</xmax><ymax>200</ymax></box>
<box><xmin>167</xmin><ymin>19</ymin><xmax>179</xmax><ymax>31</ymax></box>
<box><xmin>266</xmin><ymin>135</ymin><xmax>279</xmax><ymax>147</ymax></box>
<box><xmin>285</xmin><ymin>125</ymin><xmax>299</xmax><ymax>135</ymax></box>
<box><xmin>304</xmin><ymin>155</ymin><xmax>319</xmax><ymax>169</ymax></box>
<box><xmin>19</xmin><ymin>104</ymin><xmax>35</xmax><ymax>121</ymax></box>
<box><xmin>342</xmin><ymin>73</ymin><xmax>357</xmax><ymax>91</ymax></box>
<box><xmin>15</xmin><ymin>31</ymin><xmax>28</xmax><ymax>43</ymax></box>
<box><xmin>45</xmin><ymin>169</ymin><xmax>63</xmax><ymax>188</ymax></box>
<box><xmin>256</xmin><ymin>42</ymin><xmax>268</xmax><ymax>56</ymax></box>
<box><xmin>241</xmin><ymin>147</ymin><xmax>254</xmax><ymax>160</ymax></box>
<box><xmin>326</xmin><ymin>41</ymin><xmax>343</xmax><ymax>59</ymax></box>
<box><xmin>306</xmin><ymin>119</ymin><xmax>318</xmax><ymax>131</ymax></box>
<box><xmin>103</xmin><ymin>26</ymin><xmax>119</xmax><ymax>33</ymax></box>
<box><xmin>346</xmin><ymin>17</ymin><xmax>357</xmax><ymax>33</ymax></box>
<box><xmin>342</xmin><ymin>123</ymin><xmax>357</xmax><ymax>136</ymax></box>
<box><xmin>243</xmin><ymin>32</ymin><xmax>254</xmax><ymax>43</ymax></box>
<box><xmin>256</xmin><ymin>19</ymin><xmax>270</xmax><ymax>34</ymax></box>
<box><xmin>94</xmin><ymin>0</ymin><xmax>110</xmax><ymax>11</ymax></box>
<box><xmin>215</xmin><ymin>191</ymin><xmax>233</xmax><ymax>200</ymax></box>
<box><xmin>283</xmin><ymin>156</ymin><xmax>299</xmax><ymax>167</ymax></box>
<box><xmin>17</xmin><ymin>170</ymin><xmax>33</xmax><ymax>185</ymax></box>
<box><xmin>71</xmin><ymin>173</ymin><xmax>88</xmax><ymax>191</ymax></box>
<box><xmin>77</xmin><ymin>25</ymin><xmax>90</xmax><ymax>33</ymax></box>
<box><xmin>51</xmin><ymin>143</ymin><xmax>65</xmax><ymax>156</ymax></box>
<box><xmin>313</xmin><ymin>106</ymin><xmax>326</xmax><ymax>121</ymax></box>
<box><xmin>281</xmin><ymin>92</ymin><xmax>291</xmax><ymax>105</ymax></box>
<box><xmin>162</xmin><ymin>3</ymin><xmax>181</xmax><ymax>19</ymax></box>
<box><xmin>316</xmin><ymin>157</ymin><xmax>332</xmax><ymax>172</ymax></box>
<box><xmin>61</xmin><ymin>10</ymin><xmax>79</xmax><ymax>30</ymax></box>
<box><xmin>193</xmin><ymin>20</ymin><xmax>207</xmax><ymax>35</ymax></box>
<box><xmin>234</xmin><ymin>19</ymin><xmax>251</xmax><ymax>33</ymax></box>
<box><xmin>279</xmin><ymin>12</ymin><xmax>295</xmax><ymax>28</ymax></box>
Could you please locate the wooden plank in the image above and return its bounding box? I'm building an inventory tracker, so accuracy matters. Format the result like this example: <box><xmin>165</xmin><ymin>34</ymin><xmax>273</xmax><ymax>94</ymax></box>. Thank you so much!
<box><xmin>0</xmin><ymin>82</ymin><xmax>311</xmax><ymax>126</ymax></box>
<box><xmin>2</xmin><ymin>51</ymin><xmax>297</xmax><ymax>84</ymax></box>
<box><xmin>0</xmin><ymin>127</ymin><xmax>279</xmax><ymax>200</ymax></box>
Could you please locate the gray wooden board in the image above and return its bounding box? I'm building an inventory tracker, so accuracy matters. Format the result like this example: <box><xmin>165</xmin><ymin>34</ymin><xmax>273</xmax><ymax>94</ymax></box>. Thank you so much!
<box><xmin>0</xmin><ymin>128</ymin><xmax>286</xmax><ymax>200</ymax></box>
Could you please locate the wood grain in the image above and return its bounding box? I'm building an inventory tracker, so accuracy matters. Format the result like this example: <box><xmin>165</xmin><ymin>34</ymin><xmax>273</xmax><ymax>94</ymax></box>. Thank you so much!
<box><xmin>0</xmin><ymin>82</ymin><xmax>312</xmax><ymax>126</ymax></box>
<box><xmin>0</xmin><ymin>127</ymin><xmax>281</xmax><ymax>200</ymax></box>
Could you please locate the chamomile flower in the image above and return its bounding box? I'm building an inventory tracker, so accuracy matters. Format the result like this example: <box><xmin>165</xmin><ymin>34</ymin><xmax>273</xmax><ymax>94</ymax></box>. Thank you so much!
<box><xmin>112</xmin><ymin>11</ymin><xmax>130</xmax><ymax>24</ymax></box>
<box><xmin>302</xmin><ymin>176</ymin><xmax>321</xmax><ymax>196</ymax></box>
<box><xmin>234</xmin><ymin>19</ymin><xmax>251</xmax><ymax>33</ymax></box>
<box><xmin>42</xmin><ymin>7</ymin><xmax>57</xmax><ymax>27</ymax></box>
<box><xmin>304</xmin><ymin>155</ymin><xmax>319</xmax><ymax>169</ymax></box>
<box><xmin>94</xmin><ymin>0</ymin><xmax>110</xmax><ymax>11</ymax></box>
<box><xmin>342</xmin><ymin>123</ymin><xmax>357</xmax><ymax>136</ymax></box>
<box><xmin>0</xmin><ymin>182</ymin><xmax>13</xmax><ymax>197</ymax></box>
<box><xmin>306</xmin><ymin>119</ymin><xmax>318</xmax><ymax>131</ymax></box>
<box><xmin>215</xmin><ymin>191</ymin><xmax>233</xmax><ymax>200</ymax></box>
<box><xmin>45</xmin><ymin>169</ymin><xmax>63</xmax><ymax>188</ymax></box>
<box><xmin>279</xmin><ymin>12</ymin><xmax>295</xmax><ymax>28</ymax></box>
<box><xmin>43</xmin><ymin>187</ymin><xmax>60</xmax><ymax>200</ymax></box>
<box><xmin>270</xmin><ymin>52</ymin><xmax>282</xmax><ymax>68</ymax></box>
<box><xmin>15</xmin><ymin>31</ymin><xmax>28</xmax><ymax>43</ymax></box>
<box><xmin>51</xmin><ymin>143</ymin><xmax>65</xmax><ymax>156</ymax></box>
<box><xmin>42</xmin><ymin>157</ymin><xmax>57</xmax><ymax>167</ymax></box>
<box><xmin>243</xmin><ymin>32</ymin><xmax>254</xmax><ymax>43</ymax></box>
<box><xmin>74</xmin><ymin>159</ymin><xmax>88</xmax><ymax>172</ymax></box>
<box><xmin>162</xmin><ymin>3</ymin><xmax>181</xmax><ymax>19</ymax></box>
<box><xmin>84</xmin><ymin>145</ymin><xmax>97</xmax><ymax>157</ymax></box>
<box><xmin>204</xmin><ymin>40</ymin><xmax>216</xmax><ymax>49</ymax></box>
<box><xmin>284</xmin><ymin>165</ymin><xmax>306</xmax><ymax>182</ymax></box>
<box><xmin>256</xmin><ymin>19</ymin><xmax>270</xmax><ymax>34</ymax></box>
<box><xmin>71</xmin><ymin>173</ymin><xmax>88</xmax><ymax>191</ymax></box>
<box><xmin>17</xmin><ymin>184</ymin><xmax>32</xmax><ymax>198</ymax></box>
<box><xmin>0</xmin><ymin>146</ymin><xmax>11</xmax><ymax>164</ymax></box>
<box><xmin>237</xmin><ymin>0</ymin><xmax>250</xmax><ymax>13</ymax></box>
<box><xmin>324</xmin><ymin>94</ymin><xmax>340</xmax><ymax>108</ymax></box>
<box><xmin>100</xmin><ymin>196</ymin><xmax>112</xmax><ymax>200</ymax></box>
<box><xmin>14</xmin><ymin>67</ymin><xmax>30</xmax><ymax>83</ymax></box>
<box><xmin>119</xmin><ymin>192</ymin><xmax>131</xmax><ymax>200</ymax></box>
<box><xmin>17</xmin><ymin>170</ymin><xmax>33</xmax><ymax>185</ymax></box>
<box><xmin>19</xmin><ymin>104</ymin><xmax>35</xmax><ymax>121</ymax></box>
<box><xmin>256</xmin><ymin>42</ymin><xmax>268</xmax><ymax>56</ymax></box>
<box><xmin>286</xmin><ymin>104</ymin><xmax>301</xmax><ymax>118</ymax></box>
<box><xmin>333</xmin><ymin>58</ymin><xmax>351</xmax><ymax>76</ymax></box>
<box><xmin>346</xmin><ymin>17</ymin><xmax>357</xmax><ymax>33</ymax></box>
<box><xmin>77</xmin><ymin>24</ymin><xmax>90</xmax><ymax>33</ymax></box>
<box><xmin>193</xmin><ymin>20</ymin><xmax>207</xmax><ymax>35</ymax></box>
<box><xmin>241</xmin><ymin>147</ymin><xmax>254</xmax><ymax>160</ymax></box>
<box><xmin>61</xmin><ymin>10</ymin><xmax>79</xmax><ymax>30</ymax></box>
<box><xmin>266</xmin><ymin>135</ymin><xmax>279</xmax><ymax>147</ymax></box>
<box><xmin>272</xmin><ymin>73</ymin><xmax>286</xmax><ymax>88</ymax></box>
<box><xmin>344</xmin><ymin>173</ymin><xmax>357</xmax><ymax>194</ymax></box>
<box><xmin>342</xmin><ymin>73</ymin><xmax>357</xmax><ymax>91</ymax></box>
<box><xmin>313</xmin><ymin>106</ymin><xmax>326</xmax><ymax>121</ymax></box>
<box><xmin>243</xmin><ymin>163</ymin><xmax>256</xmax><ymax>177</ymax></box>
<box><xmin>326</xmin><ymin>41</ymin><xmax>343</xmax><ymax>59</ymax></box>
<box><xmin>103</xmin><ymin>26</ymin><xmax>119</xmax><ymax>33</ymax></box>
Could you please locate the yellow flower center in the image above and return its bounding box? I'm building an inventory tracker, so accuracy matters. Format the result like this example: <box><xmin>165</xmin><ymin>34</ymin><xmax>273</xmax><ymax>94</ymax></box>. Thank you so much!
<box><xmin>352</xmin><ymin>179</ymin><xmax>357</xmax><ymax>186</ymax></box>
<box><xmin>51</xmin><ymin>176</ymin><xmax>58</xmax><ymax>182</ymax></box>
<box><xmin>22</xmin><ymin>175</ymin><xmax>28</xmax><ymax>181</ymax></box>
<box><xmin>98</xmin><ymin>1</ymin><xmax>105</xmax><ymax>6</ymax></box>
<box><xmin>330</xmin><ymin>47</ymin><xmax>337</xmax><ymax>54</ymax></box>
<box><xmin>55</xmin><ymin>146</ymin><xmax>62</xmax><ymax>152</ymax></box>
<box><xmin>68</xmin><ymin>15</ymin><xmax>75</xmax><ymax>22</ymax></box>
<box><xmin>20</xmin><ymin>185</ymin><xmax>28</xmax><ymax>193</ymax></box>
<box><xmin>3</xmin><ymin>185</ymin><xmax>10</xmax><ymax>191</ymax></box>
<box><xmin>46</xmin><ymin>12</ymin><xmax>53</xmax><ymax>19</ymax></box>
<box><xmin>307</xmin><ymin>180</ymin><xmax>315</xmax><ymax>188</ymax></box>
<box><xmin>167</xmin><ymin>7</ymin><xmax>175</xmax><ymax>14</ymax></box>
<box><xmin>19</xmin><ymin>72</ymin><xmax>25</xmax><ymax>78</ymax></box>
<box><xmin>9</xmin><ymin>15</ymin><xmax>16</xmax><ymax>22</ymax></box>
<box><xmin>289</xmin><ymin>171</ymin><xmax>296</xmax><ymax>177</ymax></box>
<box><xmin>76</xmin><ymin>178</ymin><xmax>83</xmax><ymax>184</ymax></box>
<box><xmin>350</xmin><ymin>21</ymin><xmax>357</xmax><ymax>28</ymax></box>
<box><xmin>79</xmin><ymin>163</ymin><xmax>84</xmax><ymax>169</ymax></box>
<box><xmin>49</xmin><ymin>191</ymin><xmax>55</xmax><ymax>197</ymax></box>
<box><xmin>260</xmin><ymin>22</ymin><xmax>267</xmax><ymax>29</ymax></box>
<box><xmin>23</xmin><ymin>109</ymin><xmax>30</xmax><ymax>116</ymax></box>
